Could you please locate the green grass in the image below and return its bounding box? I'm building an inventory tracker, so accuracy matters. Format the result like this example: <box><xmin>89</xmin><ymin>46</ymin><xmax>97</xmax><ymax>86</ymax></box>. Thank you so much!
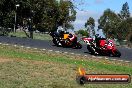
<box><xmin>0</xmin><ymin>44</ymin><xmax>131</xmax><ymax>88</ymax></box>
<box><xmin>9</xmin><ymin>31</ymin><xmax>52</xmax><ymax>40</ymax></box>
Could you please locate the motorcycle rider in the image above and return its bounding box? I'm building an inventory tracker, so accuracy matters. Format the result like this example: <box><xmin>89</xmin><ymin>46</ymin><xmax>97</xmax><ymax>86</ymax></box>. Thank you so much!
<box><xmin>95</xmin><ymin>34</ymin><xmax>106</xmax><ymax>48</ymax></box>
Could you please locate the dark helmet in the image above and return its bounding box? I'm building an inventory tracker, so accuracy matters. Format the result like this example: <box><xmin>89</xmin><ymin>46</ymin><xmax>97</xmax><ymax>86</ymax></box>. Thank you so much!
<box><xmin>68</xmin><ymin>33</ymin><xmax>73</xmax><ymax>38</ymax></box>
<box><xmin>95</xmin><ymin>34</ymin><xmax>99</xmax><ymax>37</ymax></box>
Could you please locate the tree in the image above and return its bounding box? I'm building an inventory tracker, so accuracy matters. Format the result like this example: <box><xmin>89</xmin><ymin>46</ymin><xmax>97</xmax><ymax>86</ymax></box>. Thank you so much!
<box><xmin>0</xmin><ymin>0</ymin><xmax>15</xmax><ymax>28</ymax></box>
<box><xmin>119</xmin><ymin>2</ymin><xmax>130</xmax><ymax>20</ymax></box>
<box><xmin>21</xmin><ymin>0</ymin><xmax>76</xmax><ymax>32</ymax></box>
<box><xmin>98</xmin><ymin>9</ymin><xmax>120</xmax><ymax>38</ymax></box>
<box><xmin>117</xmin><ymin>17</ymin><xmax>132</xmax><ymax>42</ymax></box>
<box><xmin>0</xmin><ymin>0</ymin><xmax>16</xmax><ymax>35</ymax></box>
<box><xmin>85</xmin><ymin>17</ymin><xmax>95</xmax><ymax>37</ymax></box>
<box><xmin>116</xmin><ymin>2</ymin><xmax>131</xmax><ymax>43</ymax></box>
<box><xmin>33</xmin><ymin>0</ymin><xmax>59</xmax><ymax>32</ymax></box>
<box><xmin>77</xmin><ymin>29</ymin><xmax>89</xmax><ymax>37</ymax></box>
<box><xmin>30</xmin><ymin>0</ymin><xmax>76</xmax><ymax>32</ymax></box>
<box><xmin>57</xmin><ymin>0</ymin><xmax>76</xmax><ymax>31</ymax></box>
<box><xmin>0</xmin><ymin>0</ymin><xmax>76</xmax><ymax>38</ymax></box>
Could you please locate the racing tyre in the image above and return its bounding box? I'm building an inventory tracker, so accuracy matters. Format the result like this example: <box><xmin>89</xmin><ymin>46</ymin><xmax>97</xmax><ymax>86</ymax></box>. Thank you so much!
<box><xmin>53</xmin><ymin>39</ymin><xmax>58</xmax><ymax>46</ymax></box>
<box><xmin>76</xmin><ymin>43</ymin><xmax>82</xmax><ymax>49</ymax></box>
<box><xmin>53</xmin><ymin>39</ymin><xmax>61</xmax><ymax>47</ymax></box>
<box><xmin>114</xmin><ymin>50</ymin><xmax>121</xmax><ymax>57</ymax></box>
<box><xmin>76</xmin><ymin>76</ymin><xmax>86</xmax><ymax>85</ymax></box>
<box><xmin>87</xmin><ymin>45</ymin><xmax>96</xmax><ymax>55</ymax></box>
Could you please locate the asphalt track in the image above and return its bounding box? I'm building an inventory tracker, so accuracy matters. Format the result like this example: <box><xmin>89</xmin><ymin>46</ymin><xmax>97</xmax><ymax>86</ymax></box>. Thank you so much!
<box><xmin>0</xmin><ymin>36</ymin><xmax>131</xmax><ymax>61</ymax></box>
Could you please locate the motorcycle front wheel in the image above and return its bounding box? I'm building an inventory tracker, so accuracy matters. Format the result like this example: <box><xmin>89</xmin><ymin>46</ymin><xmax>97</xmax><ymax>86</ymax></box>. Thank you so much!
<box><xmin>75</xmin><ymin>42</ymin><xmax>82</xmax><ymax>49</ymax></box>
<box><xmin>111</xmin><ymin>50</ymin><xmax>121</xmax><ymax>57</ymax></box>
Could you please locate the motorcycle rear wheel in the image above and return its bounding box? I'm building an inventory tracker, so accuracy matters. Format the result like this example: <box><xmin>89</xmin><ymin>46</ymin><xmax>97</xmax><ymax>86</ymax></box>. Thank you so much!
<box><xmin>53</xmin><ymin>39</ymin><xmax>61</xmax><ymax>47</ymax></box>
<box><xmin>75</xmin><ymin>43</ymin><xmax>82</xmax><ymax>49</ymax></box>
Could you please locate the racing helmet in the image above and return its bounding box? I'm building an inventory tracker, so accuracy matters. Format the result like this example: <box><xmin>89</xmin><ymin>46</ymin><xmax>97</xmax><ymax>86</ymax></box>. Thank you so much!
<box><xmin>68</xmin><ymin>33</ymin><xmax>73</xmax><ymax>38</ymax></box>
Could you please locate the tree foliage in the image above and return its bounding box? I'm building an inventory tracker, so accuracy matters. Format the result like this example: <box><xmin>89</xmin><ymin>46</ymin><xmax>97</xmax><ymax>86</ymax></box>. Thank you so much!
<box><xmin>117</xmin><ymin>17</ymin><xmax>132</xmax><ymax>42</ymax></box>
<box><xmin>15</xmin><ymin>0</ymin><xmax>76</xmax><ymax>31</ymax></box>
<box><xmin>0</xmin><ymin>0</ymin><xmax>76</xmax><ymax>38</ymax></box>
<box><xmin>0</xmin><ymin>0</ymin><xmax>15</xmax><ymax>28</ymax></box>
<box><xmin>77</xmin><ymin>29</ymin><xmax>89</xmax><ymax>37</ymax></box>
<box><xmin>85</xmin><ymin>17</ymin><xmax>95</xmax><ymax>37</ymax></box>
<box><xmin>119</xmin><ymin>2</ymin><xmax>130</xmax><ymax>20</ymax></box>
<box><xmin>98</xmin><ymin>9</ymin><xmax>120</xmax><ymax>38</ymax></box>
<box><xmin>98</xmin><ymin>2</ymin><xmax>132</xmax><ymax>43</ymax></box>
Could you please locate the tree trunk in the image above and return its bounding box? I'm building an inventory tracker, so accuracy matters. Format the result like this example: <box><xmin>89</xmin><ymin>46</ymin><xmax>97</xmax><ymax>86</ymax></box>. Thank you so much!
<box><xmin>63</xmin><ymin>22</ymin><xmax>66</xmax><ymax>31</ymax></box>
<box><xmin>30</xmin><ymin>31</ymin><xmax>33</xmax><ymax>39</ymax></box>
<box><xmin>22</xmin><ymin>28</ymin><xmax>30</xmax><ymax>38</ymax></box>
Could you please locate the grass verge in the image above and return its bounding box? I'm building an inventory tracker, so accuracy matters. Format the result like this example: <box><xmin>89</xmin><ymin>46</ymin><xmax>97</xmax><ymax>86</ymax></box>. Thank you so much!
<box><xmin>9</xmin><ymin>31</ymin><xmax>52</xmax><ymax>40</ymax></box>
<box><xmin>0</xmin><ymin>44</ymin><xmax>131</xmax><ymax>88</ymax></box>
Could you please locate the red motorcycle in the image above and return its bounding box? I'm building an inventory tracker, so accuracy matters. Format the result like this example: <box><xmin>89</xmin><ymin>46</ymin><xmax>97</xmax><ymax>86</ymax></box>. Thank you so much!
<box><xmin>82</xmin><ymin>36</ymin><xmax>121</xmax><ymax>57</ymax></box>
<box><xmin>50</xmin><ymin>31</ymin><xmax>82</xmax><ymax>49</ymax></box>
